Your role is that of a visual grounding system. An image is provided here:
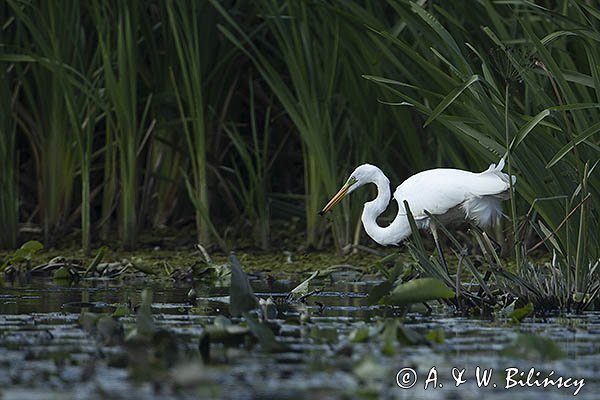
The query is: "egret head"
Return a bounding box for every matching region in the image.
[318,164,380,215]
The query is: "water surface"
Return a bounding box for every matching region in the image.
[1,277,598,399]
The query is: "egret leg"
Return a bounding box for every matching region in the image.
[431,223,449,275]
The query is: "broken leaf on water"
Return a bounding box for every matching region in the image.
[228,255,258,317]
[112,304,131,318]
[288,270,320,301]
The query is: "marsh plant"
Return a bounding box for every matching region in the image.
[0,1,598,305]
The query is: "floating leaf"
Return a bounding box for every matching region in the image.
[509,303,534,324]
[425,327,445,344]
[9,240,44,264]
[397,324,429,346]
[353,356,388,383]
[112,305,131,318]
[131,262,155,275]
[502,333,565,361]
[309,326,339,342]
[367,280,393,305]
[243,312,286,353]
[383,278,454,305]
[201,318,250,353]
[53,266,71,280]
[228,255,258,316]
[21,240,44,252]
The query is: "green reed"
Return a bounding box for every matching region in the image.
[166,0,212,246]
[6,0,81,245]
[94,1,154,250]
[0,0,597,265]
[214,0,377,248]
[363,1,599,285]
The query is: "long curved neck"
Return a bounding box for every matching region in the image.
[361,170,411,246]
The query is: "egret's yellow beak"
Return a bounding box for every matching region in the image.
[319,182,351,215]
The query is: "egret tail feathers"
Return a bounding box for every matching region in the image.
[484,158,516,185]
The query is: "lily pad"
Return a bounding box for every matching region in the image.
[383,278,454,306]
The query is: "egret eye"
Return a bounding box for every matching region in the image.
[347,176,358,186]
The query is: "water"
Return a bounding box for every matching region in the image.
[1,276,599,399]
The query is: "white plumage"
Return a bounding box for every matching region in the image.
[320,159,515,247]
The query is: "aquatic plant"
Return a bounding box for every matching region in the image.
[362,1,599,304]
[94,1,156,250]
[166,0,231,247]
[0,0,597,290]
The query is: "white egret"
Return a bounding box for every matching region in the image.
[319,159,516,271]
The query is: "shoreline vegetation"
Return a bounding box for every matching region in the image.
[1,1,598,310]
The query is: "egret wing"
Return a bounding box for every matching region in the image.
[393,165,511,220]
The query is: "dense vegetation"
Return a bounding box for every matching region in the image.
[1,0,598,277]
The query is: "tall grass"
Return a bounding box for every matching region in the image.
[166,0,237,248]
[363,1,599,285]
[6,0,81,245]
[94,1,154,250]
[0,0,597,272]
[136,7,181,232]
[213,0,421,249]
[213,0,346,247]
